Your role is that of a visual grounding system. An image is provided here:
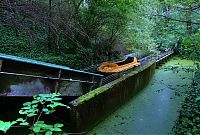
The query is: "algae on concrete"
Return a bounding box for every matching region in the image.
[77,87,108,104]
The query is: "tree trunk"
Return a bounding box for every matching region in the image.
[160,0,171,26]
[186,7,192,35]
[48,0,52,50]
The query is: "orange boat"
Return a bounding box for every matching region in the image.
[97,57,140,74]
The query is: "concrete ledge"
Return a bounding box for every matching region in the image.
[69,62,156,133]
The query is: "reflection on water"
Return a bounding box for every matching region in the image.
[7,79,51,96]
[0,75,53,96]
[0,74,89,96]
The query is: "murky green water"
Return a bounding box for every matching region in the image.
[87,57,197,135]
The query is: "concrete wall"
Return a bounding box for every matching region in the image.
[69,62,156,133]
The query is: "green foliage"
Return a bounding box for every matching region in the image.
[0,121,17,133]
[196,97,200,101]
[173,62,200,134]
[122,0,158,51]
[0,0,200,134]
[150,0,200,52]
[173,81,200,134]
[0,93,70,134]
[178,31,200,60]
[31,121,63,135]
[172,0,200,7]
[0,0,200,67]
[0,25,30,55]
[77,0,133,58]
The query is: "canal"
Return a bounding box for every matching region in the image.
[87,57,196,134]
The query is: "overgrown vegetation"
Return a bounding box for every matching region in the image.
[0,0,133,69]
[0,0,199,68]
[178,31,200,60]
[0,93,70,135]
[0,0,199,134]
[173,66,200,134]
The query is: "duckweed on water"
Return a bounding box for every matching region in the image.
[87,57,198,134]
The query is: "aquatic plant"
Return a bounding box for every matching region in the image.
[173,65,200,134]
[0,93,70,135]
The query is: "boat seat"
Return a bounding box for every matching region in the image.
[101,62,118,67]
[117,57,135,66]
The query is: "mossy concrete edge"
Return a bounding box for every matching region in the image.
[69,62,156,133]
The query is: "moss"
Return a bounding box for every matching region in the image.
[78,87,108,104]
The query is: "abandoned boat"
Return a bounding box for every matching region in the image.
[0,53,103,97]
[97,57,140,74]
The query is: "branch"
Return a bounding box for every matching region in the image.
[174,4,200,15]
[191,10,200,15]
[77,0,84,9]
[145,14,200,25]
[186,4,200,11]
[172,4,200,11]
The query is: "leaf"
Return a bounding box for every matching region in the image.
[47,104,56,108]
[52,127,62,132]
[11,121,17,125]
[42,108,49,113]
[195,97,200,101]
[0,120,16,133]
[45,131,53,135]
[16,118,25,122]
[23,102,32,106]
[48,109,56,114]
[35,121,44,124]
[32,100,39,104]
[32,104,38,108]
[56,103,66,107]
[21,106,31,110]
[33,127,40,133]
[19,121,29,126]
[19,110,27,114]
[54,123,63,128]
[52,97,62,101]
[34,121,52,129]
[66,106,71,109]
[47,102,66,108]
[27,113,37,117]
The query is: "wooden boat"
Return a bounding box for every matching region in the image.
[97,57,140,74]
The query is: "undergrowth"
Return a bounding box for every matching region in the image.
[173,69,200,134]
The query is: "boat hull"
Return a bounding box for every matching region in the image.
[97,57,140,74]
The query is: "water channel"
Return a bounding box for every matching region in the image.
[0,57,197,134]
[88,57,196,134]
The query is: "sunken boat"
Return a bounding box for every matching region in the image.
[0,53,103,97]
[97,57,140,74]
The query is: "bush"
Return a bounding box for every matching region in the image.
[178,32,200,60]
